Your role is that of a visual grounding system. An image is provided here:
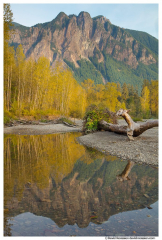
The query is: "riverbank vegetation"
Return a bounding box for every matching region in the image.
[4,4,158,125]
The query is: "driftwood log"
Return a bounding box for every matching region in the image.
[98,109,158,141]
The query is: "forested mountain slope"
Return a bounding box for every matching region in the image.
[10,11,158,90]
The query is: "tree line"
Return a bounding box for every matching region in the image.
[81,78,158,119]
[4,4,158,123]
[4,44,87,120]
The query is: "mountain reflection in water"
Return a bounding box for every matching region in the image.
[4,132,158,236]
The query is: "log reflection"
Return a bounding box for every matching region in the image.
[116,160,135,181]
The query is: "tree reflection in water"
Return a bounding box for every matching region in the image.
[4,133,158,236]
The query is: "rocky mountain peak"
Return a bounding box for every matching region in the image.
[78,11,91,19]
[10,11,158,88]
[55,11,68,22]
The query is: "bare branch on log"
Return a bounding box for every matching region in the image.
[98,109,158,140]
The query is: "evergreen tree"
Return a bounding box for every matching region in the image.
[4,4,15,112]
[3,4,13,42]
[122,83,129,101]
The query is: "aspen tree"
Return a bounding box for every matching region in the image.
[69,81,87,119]
[15,44,26,114]
[94,84,105,104]
[81,79,96,105]
[140,86,150,116]
[32,56,51,111]
[150,80,158,117]
[103,82,121,112]
[4,45,15,111]
[25,58,36,111]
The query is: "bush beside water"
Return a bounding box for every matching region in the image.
[83,104,117,133]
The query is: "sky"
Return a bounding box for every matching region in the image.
[10,1,159,39]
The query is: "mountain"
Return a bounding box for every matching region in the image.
[10,11,158,90]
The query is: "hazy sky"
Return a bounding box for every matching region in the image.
[10,2,159,39]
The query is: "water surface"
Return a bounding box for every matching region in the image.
[4,132,158,236]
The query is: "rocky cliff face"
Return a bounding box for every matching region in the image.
[10,12,158,87]
[11,12,156,69]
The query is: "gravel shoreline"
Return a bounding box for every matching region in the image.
[4,120,158,166]
[4,123,82,135]
[77,128,158,167]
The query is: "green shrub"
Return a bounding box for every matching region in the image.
[4,110,15,125]
[4,115,11,124]
[83,104,117,133]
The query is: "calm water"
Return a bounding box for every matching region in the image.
[4,132,158,236]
